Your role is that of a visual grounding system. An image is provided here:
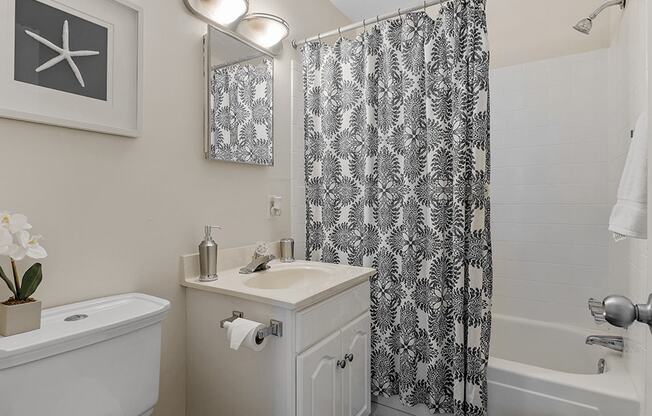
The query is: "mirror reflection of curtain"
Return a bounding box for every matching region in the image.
[209,58,272,165]
[301,0,491,414]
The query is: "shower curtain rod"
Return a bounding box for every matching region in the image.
[291,0,452,48]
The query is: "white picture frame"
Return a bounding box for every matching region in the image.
[0,0,143,137]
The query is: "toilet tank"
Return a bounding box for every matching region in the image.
[0,293,170,416]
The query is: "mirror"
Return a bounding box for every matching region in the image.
[205,25,274,166]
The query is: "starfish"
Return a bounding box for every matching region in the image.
[25,20,99,88]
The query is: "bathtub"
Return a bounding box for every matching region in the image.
[488,314,639,416]
[372,314,639,416]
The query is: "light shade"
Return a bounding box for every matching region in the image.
[197,0,248,26]
[236,13,290,49]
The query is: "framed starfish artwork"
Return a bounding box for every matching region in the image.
[0,0,142,137]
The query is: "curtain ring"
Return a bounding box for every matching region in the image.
[338,27,342,37]
[317,33,322,44]
[376,15,380,24]
[397,8,402,22]
[362,18,367,33]
[423,1,427,12]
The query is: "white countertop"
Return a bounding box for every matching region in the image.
[181,260,375,310]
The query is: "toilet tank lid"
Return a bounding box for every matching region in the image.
[0,293,170,370]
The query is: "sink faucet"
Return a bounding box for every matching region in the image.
[240,254,276,274]
[585,335,624,352]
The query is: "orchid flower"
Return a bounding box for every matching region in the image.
[11,231,47,261]
[0,211,46,303]
[0,227,14,256]
[0,211,32,234]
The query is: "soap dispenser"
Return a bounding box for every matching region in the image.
[199,225,221,282]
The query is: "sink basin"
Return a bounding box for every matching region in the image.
[182,257,375,310]
[244,265,334,289]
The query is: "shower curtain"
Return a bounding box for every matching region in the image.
[301,0,492,415]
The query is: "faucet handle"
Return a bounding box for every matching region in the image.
[588,298,606,324]
[254,241,271,258]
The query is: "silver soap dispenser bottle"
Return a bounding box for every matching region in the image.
[199,225,221,282]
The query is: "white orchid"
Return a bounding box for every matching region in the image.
[0,211,47,260]
[0,211,46,303]
[0,211,32,234]
[11,231,47,261]
[0,227,14,256]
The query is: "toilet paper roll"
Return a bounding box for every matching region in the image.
[224,318,268,351]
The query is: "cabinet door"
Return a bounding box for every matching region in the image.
[297,330,343,416]
[341,312,371,416]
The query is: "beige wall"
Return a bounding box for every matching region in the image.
[487,0,614,68]
[0,0,349,415]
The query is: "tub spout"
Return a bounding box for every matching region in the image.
[585,335,624,352]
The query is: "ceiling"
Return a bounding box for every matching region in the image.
[327,0,616,68]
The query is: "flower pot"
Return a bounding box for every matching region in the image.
[0,300,42,336]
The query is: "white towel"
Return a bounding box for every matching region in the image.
[609,112,648,240]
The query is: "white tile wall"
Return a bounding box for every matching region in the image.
[490,49,613,330]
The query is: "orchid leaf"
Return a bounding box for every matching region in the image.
[18,263,42,301]
[0,265,17,298]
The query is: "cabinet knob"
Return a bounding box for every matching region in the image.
[337,359,347,369]
[345,353,354,362]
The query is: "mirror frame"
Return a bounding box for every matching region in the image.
[203,25,275,166]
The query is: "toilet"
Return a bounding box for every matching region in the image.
[0,293,170,416]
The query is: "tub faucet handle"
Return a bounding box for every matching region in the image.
[588,298,606,324]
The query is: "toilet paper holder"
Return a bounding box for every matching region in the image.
[219,311,283,339]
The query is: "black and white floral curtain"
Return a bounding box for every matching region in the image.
[301,0,492,414]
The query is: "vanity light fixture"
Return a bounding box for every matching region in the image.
[236,13,290,48]
[185,0,249,27]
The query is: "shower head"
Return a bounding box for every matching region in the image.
[573,0,626,35]
[573,18,593,35]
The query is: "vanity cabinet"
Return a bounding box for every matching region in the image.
[183,259,373,416]
[297,312,371,416]
[297,331,342,416]
[342,313,371,416]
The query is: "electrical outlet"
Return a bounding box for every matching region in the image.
[269,195,282,218]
